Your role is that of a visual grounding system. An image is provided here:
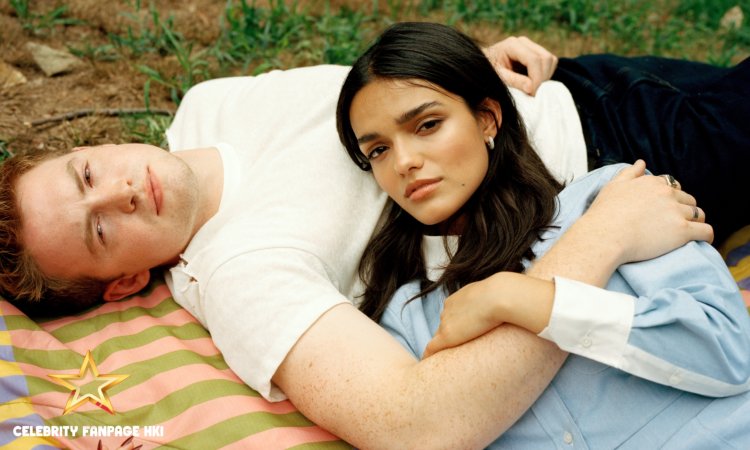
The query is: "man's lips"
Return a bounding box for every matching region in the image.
[147,168,162,215]
[404,178,441,200]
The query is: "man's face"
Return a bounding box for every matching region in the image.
[17,143,201,284]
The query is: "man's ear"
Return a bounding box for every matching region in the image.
[479,98,503,137]
[103,270,151,302]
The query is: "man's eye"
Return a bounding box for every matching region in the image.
[96,220,104,242]
[84,164,92,186]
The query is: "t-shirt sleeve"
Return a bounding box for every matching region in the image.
[197,248,350,401]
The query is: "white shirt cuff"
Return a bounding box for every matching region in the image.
[539,276,635,368]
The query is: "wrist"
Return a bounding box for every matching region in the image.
[492,272,554,335]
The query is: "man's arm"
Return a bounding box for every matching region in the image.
[276,235,614,450]
[274,162,712,450]
[483,36,558,96]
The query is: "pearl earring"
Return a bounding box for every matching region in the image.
[486,136,495,150]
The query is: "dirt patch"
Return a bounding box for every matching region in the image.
[0,0,228,154]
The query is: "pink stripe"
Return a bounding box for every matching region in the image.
[42,285,173,331]
[96,363,249,411]
[0,300,24,316]
[221,425,342,450]
[101,335,222,368]
[10,311,219,367]
[6,328,67,351]
[63,309,203,351]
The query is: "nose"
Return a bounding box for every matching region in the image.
[89,178,136,213]
[393,142,423,176]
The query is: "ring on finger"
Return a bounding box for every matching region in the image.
[692,206,700,221]
[664,174,678,189]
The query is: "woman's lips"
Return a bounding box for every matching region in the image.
[405,178,441,200]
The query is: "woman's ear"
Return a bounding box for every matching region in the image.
[102,270,151,302]
[479,98,502,137]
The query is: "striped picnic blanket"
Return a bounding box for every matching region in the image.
[4,225,750,449]
[0,280,351,449]
[720,224,750,314]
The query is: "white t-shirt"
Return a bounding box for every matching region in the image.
[164,65,586,401]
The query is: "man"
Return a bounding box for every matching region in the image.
[1,38,714,449]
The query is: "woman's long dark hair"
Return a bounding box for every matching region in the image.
[336,22,563,322]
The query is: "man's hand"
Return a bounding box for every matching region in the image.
[483,36,558,96]
[579,160,713,266]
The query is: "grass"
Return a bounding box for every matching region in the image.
[7,0,750,149]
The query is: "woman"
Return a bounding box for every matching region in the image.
[336,22,750,448]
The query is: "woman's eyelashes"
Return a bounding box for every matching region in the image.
[366,146,388,160]
[418,118,442,134]
[364,118,444,160]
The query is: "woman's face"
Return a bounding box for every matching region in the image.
[349,78,499,226]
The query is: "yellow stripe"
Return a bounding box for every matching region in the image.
[0,361,23,377]
[0,399,37,421]
[0,330,11,346]
[728,254,750,283]
[0,435,62,449]
[720,224,750,258]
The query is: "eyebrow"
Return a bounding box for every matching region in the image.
[66,158,96,255]
[356,101,442,145]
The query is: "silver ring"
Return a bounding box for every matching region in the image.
[664,174,678,189]
[692,206,699,220]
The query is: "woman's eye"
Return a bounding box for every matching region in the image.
[367,146,388,160]
[418,119,441,133]
[84,164,92,186]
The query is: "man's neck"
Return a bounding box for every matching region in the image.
[176,147,224,237]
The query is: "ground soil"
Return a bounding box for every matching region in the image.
[0,0,230,155]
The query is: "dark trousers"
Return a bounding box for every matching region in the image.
[553,55,750,246]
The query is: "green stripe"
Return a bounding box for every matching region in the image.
[43,379,262,427]
[14,347,87,371]
[289,441,354,450]
[49,298,184,343]
[92,322,211,361]
[3,313,42,331]
[158,410,332,449]
[31,279,167,326]
[11,322,211,373]
[27,349,241,398]
[113,350,234,391]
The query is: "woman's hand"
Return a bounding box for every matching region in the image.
[483,36,558,96]
[424,273,555,358]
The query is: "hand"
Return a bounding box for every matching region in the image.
[423,273,554,358]
[483,36,558,96]
[423,276,502,359]
[576,160,713,266]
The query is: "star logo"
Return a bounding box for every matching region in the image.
[49,350,129,415]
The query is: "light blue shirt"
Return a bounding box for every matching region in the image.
[381,164,750,449]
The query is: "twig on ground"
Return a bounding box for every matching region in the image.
[31,108,173,127]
